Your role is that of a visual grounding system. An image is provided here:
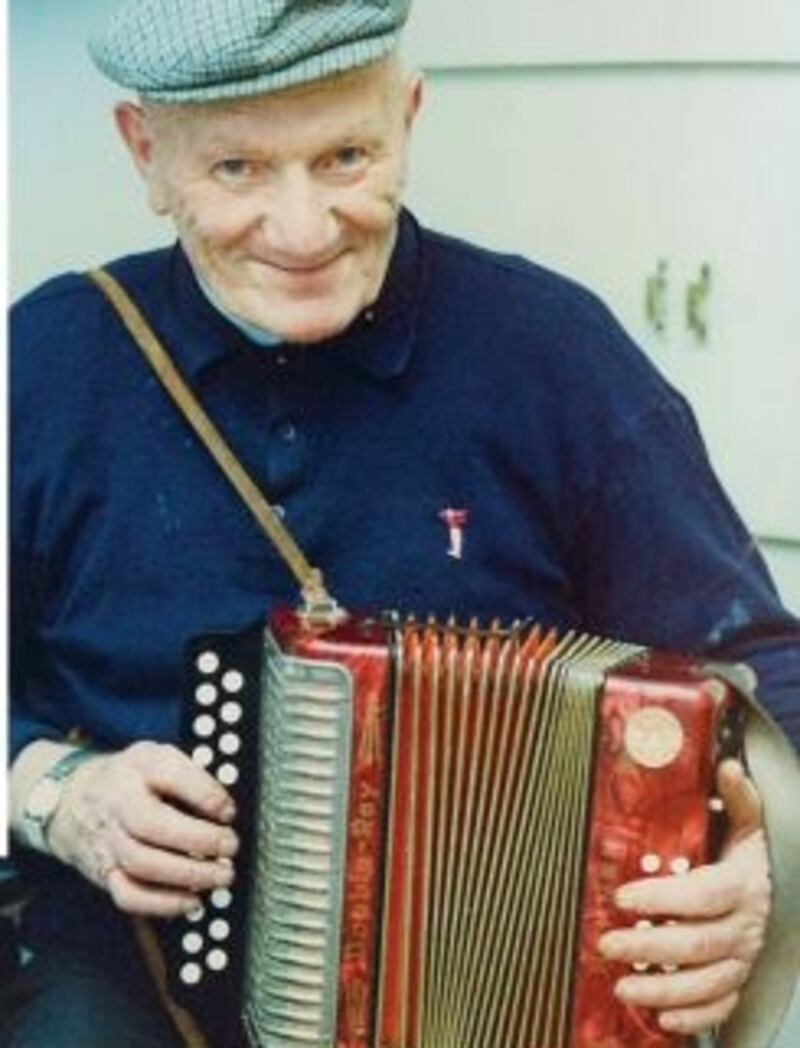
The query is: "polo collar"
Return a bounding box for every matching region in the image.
[168,208,423,382]
[169,248,257,378]
[328,209,422,380]
[196,275,284,347]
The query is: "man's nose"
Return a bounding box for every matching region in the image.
[263,167,337,260]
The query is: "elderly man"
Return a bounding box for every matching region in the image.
[7,0,799,1046]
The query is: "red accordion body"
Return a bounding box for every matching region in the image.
[169,610,738,1048]
[270,611,733,1048]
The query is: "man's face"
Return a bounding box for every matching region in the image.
[119,60,421,344]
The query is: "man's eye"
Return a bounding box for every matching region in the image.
[321,146,368,175]
[214,159,257,181]
[336,146,365,166]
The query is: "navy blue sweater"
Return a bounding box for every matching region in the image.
[11,210,800,757]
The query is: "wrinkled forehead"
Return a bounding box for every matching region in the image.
[146,57,406,154]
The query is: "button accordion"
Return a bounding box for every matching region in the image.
[161,609,743,1048]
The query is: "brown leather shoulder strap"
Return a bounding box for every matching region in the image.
[87,267,339,621]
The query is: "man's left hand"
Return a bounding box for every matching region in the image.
[598,759,770,1035]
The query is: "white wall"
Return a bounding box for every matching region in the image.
[403,0,800,66]
[9,0,170,295]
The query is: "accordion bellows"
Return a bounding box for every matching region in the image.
[164,610,739,1048]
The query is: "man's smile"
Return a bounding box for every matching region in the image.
[265,249,348,275]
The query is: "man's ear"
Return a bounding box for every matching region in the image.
[404,71,424,130]
[113,102,170,215]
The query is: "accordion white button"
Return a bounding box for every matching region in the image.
[635,919,654,930]
[708,796,725,813]
[193,714,216,738]
[185,905,206,923]
[191,745,214,768]
[209,918,231,941]
[222,670,245,693]
[182,932,204,955]
[217,763,239,787]
[206,948,229,972]
[211,888,233,909]
[220,702,243,725]
[219,732,241,756]
[640,853,662,874]
[180,962,203,986]
[632,961,650,973]
[196,651,220,675]
[670,857,691,875]
[195,683,218,706]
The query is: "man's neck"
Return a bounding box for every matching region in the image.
[196,275,283,348]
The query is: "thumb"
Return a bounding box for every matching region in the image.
[717,758,763,845]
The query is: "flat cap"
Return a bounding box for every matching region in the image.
[89,0,412,103]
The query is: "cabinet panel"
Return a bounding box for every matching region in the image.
[405,1,800,67]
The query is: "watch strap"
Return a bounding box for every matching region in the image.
[23,747,99,853]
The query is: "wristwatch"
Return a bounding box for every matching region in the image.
[22,747,98,853]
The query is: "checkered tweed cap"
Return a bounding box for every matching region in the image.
[89,0,412,103]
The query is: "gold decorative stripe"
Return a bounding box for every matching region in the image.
[438,628,509,1041]
[417,622,441,1045]
[376,625,410,1045]
[434,622,478,1045]
[426,623,459,1043]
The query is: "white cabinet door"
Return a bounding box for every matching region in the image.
[404,1,800,67]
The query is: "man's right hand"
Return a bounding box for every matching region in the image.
[47,741,239,917]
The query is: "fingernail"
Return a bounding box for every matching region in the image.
[215,862,235,887]
[615,889,635,910]
[599,934,621,959]
[221,801,236,823]
[614,980,632,1001]
[219,833,239,858]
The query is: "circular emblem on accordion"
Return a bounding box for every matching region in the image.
[623,707,684,768]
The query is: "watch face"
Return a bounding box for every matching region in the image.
[26,777,63,820]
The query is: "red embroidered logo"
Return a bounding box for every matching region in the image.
[439,507,469,560]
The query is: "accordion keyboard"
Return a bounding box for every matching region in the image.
[179,636,256,991]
